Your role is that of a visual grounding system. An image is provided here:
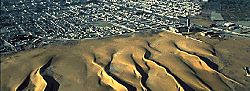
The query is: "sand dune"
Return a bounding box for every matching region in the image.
[29,68,47,91]
[1,31,248,91]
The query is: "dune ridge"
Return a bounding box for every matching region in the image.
[1,31,246,91]
[14,67,47,91]
[93,60,128,91]
[30,68,47,91]
[142,55,185,91]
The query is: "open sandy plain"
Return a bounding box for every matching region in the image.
[1,31,250,91]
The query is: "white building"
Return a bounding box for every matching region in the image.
[202,0,209,2]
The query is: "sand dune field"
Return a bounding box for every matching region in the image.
[1,31,249,91]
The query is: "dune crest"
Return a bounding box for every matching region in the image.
[93,61,128,91]
[1,31,246,91]
[143,57,185,91]
[13,67,47,91]
[30,68,47,91]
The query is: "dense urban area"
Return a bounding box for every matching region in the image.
[0,0,250,54]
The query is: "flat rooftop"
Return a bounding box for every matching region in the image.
[210,11,224,21]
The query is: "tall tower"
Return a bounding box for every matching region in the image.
[187,17,190,32]
[186,10,191,33]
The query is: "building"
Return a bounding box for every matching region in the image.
[210,11,224,21]
[202,0,209,2]
[210,11,224,25]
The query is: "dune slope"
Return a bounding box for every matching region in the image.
[1,31,247,91]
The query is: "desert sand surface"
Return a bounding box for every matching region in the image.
[1,31,249,91]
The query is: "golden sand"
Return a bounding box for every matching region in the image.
[1,31,247,91]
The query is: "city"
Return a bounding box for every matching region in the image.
[0,0,201,54]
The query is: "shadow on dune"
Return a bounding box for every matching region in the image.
[172,42,219,71]
[40,57,60,91]
[40,57,53,73]
[130,54,151,91]
[144,49,194,91]
[43,75,60,91]
[104,58,136,91]
[16,73,31,91]
[196,55,219,71]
